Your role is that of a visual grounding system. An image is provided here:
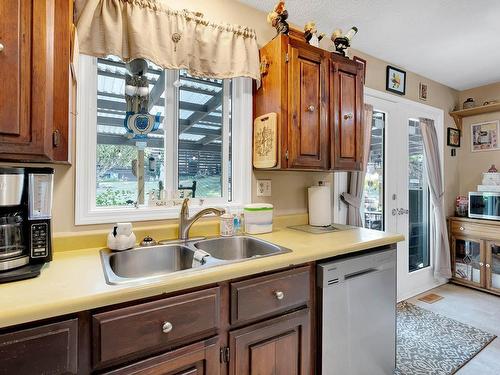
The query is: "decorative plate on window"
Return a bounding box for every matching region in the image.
[253,112,278,168]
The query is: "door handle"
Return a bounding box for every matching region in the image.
[392,208,409,216]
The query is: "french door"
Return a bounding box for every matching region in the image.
[364,90,445,300]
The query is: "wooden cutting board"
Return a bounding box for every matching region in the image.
[253,112,278,168]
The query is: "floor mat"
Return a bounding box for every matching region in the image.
[418,293,444,304]
[396,302,496,375]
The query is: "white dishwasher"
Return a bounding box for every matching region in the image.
[317,247,397,375]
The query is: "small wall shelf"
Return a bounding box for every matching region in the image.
[450,102,500,130]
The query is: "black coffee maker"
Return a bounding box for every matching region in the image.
[0,167,54,282]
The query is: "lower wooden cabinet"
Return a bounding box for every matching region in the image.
[449,217,500,296]
[104,337,220,375]
[0,319,78,375]
[228,308,311,375]
[0,265,314,374]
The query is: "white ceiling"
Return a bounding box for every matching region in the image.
[239,0,500,90]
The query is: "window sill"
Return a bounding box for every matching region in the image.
[75,201,246,225]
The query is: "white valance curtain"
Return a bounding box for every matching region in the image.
[419,117,452,280]
[75,0,261,84]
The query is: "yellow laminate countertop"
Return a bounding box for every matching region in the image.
[0,227,404,329]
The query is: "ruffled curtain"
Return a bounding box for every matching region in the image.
[75,0,261,84]
[341,104,373,226]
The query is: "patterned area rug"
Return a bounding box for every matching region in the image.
[396,302,496,375]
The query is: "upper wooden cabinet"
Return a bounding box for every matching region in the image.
[287,41,329,169]
[254,34,365,171]
[330,56,364,171]
[0,0,73,163]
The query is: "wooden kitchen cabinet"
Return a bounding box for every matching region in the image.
[448,217,500,296]
[228,308,311,375]
[0,265,315,374]
[287,41,329,169]
[254,32,364,171]
[0,0,73,162]
[0,318,78,375]
[330,56,364,171]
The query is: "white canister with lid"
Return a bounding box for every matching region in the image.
[244,204,273,234]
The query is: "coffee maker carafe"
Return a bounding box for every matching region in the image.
[0,167,54,282]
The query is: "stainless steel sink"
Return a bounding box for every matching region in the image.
[193,236,291,260]
[101,236,291,285]
[101,244,204,284]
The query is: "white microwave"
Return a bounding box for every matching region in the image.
[469,192,500,220]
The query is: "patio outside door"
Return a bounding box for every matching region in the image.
[364,90,445,300]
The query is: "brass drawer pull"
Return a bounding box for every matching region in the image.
[344,113,353,120]
[307,105,315,112]
[0,43,4,52]
[274,290,284,300]
[162,321,173,333]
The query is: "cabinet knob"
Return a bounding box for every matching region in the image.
[307,105,315,112]
[162,321,173,333]
[0,43,4,52]
[459,226,464,231]
[486,263,491,268]
[274,290,284,300]
[344,113,353,120]
[479,262,484,267]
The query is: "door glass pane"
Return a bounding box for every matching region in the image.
[96,57,166,207]
[363,111,385,230]
[490,243,500,289]
[454,239,482,284]
[177,71,231,198]
[408,119,430,272]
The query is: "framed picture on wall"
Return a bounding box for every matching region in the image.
[353,56,366,82]
[419,82,428,101]
[471,120,499,152]
[386,66,406,95]
[447,127,461,147]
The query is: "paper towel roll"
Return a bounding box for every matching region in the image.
[308,185,332,226]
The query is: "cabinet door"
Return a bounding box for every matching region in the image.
[287,43,329,169]
[104,337,220,375]
[0,319,78,375]
[330,59,364,171]
[0,0,31,142]
[451,235,485,288]
[486,241,500,294]
[229,308,311,375]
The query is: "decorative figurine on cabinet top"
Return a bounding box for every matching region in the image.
[331,26,358,56]
[304,21,319,46]
[267,1,289,35]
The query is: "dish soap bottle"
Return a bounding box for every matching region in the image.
[220,208,234,237]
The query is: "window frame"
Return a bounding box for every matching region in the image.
[75,55,252,225]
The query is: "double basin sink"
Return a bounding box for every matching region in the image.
[101,236,292,285]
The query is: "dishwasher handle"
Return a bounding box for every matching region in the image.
[344,267,378,280]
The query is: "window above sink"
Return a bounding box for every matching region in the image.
[75,55,252,225]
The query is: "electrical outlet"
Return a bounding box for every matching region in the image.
[256,179,272,197]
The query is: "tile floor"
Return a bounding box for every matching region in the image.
[408,283,500,375]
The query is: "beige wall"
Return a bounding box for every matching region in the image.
[456,83,500,196]
[21,0,461,234]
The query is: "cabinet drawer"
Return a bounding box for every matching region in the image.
[102,337,220,375]
[92,287,220,368]
[450,221,499,239]
[0,318,78,375]
[230,266,310,324]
